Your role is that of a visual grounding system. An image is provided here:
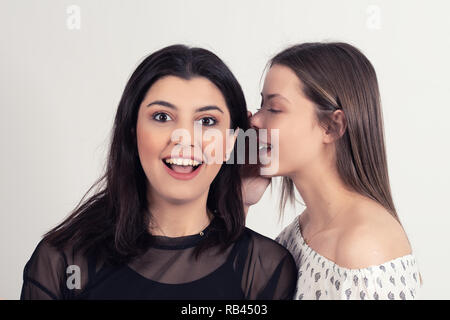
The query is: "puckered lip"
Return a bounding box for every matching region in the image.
[258,140,272,148]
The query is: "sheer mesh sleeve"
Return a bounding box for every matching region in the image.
[233,229,298,300]
[20,240,68,300]
[21,239,96,300]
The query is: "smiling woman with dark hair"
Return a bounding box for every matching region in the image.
[20,44,297,300]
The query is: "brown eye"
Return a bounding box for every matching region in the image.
[196,117,217,126]
[153,112,172,122]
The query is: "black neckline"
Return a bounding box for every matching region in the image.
[146,217,217,250]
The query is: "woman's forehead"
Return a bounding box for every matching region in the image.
[143,76,229,111]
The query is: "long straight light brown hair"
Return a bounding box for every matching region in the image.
[270,42,399,223]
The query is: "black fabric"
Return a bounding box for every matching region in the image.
[20,218,297,300]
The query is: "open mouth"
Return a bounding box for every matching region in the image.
[259,142,272,152]
[162,158,203,174]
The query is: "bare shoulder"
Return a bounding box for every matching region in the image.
[334,200,412,269]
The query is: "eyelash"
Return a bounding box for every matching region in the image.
[152,112,218,126]
[197,117,217,126]
[152,113,171,122]
[256,107,281,113]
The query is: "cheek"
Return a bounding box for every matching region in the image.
[199,129,229,180]
[201,125,231,163]
[276,117,323,170]
[136,123,165,174]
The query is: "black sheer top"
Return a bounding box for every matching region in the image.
[20,218,297,300]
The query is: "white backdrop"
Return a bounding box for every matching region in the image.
[1,0,449,299]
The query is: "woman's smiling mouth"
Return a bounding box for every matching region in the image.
[162,157,204,180]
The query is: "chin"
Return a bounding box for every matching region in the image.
[258,164,282,177]
[163,184,204,198]
[259,171,277,179]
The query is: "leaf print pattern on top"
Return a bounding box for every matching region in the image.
[275,216,422,300]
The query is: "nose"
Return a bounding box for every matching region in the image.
[249,109,262,129]
[170,121,203,157]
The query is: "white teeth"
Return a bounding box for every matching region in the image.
[164,158,201,166]
[259,142,271,150]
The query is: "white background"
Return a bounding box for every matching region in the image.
[1,0,449,299]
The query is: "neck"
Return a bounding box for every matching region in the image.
[291,161,362,231]
[147,190,212,237]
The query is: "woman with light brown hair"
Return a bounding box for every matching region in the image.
[244,42,422,300]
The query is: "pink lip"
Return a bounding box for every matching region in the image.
[258,139,271,146]
[162,161,203,180]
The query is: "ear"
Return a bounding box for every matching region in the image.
[224,127,240,161]
[323,110,347,143]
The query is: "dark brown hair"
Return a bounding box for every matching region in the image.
[42,44,250,265]
[270,42,399,223]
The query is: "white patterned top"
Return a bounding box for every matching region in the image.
[275,216,422,300]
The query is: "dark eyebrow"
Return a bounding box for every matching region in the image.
[260,93,290,103]
[146,100,223,113]
[195,106,224,113]
[147,100,176,109]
